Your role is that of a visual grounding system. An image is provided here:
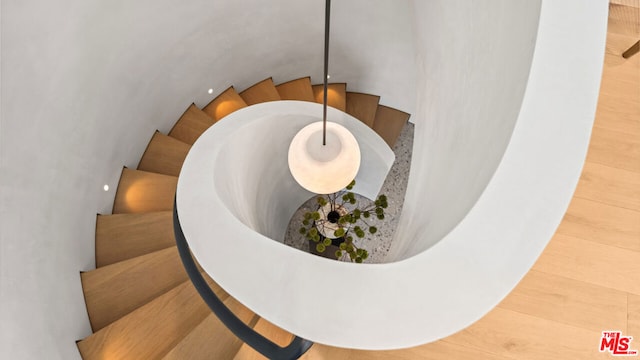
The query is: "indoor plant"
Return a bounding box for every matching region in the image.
[299,180,388,263]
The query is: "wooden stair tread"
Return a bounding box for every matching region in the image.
[82,247,188,331]
[78,277,227,360]
[113,168,177,214]
[312,83,347,112]
[163,297,259,360]
[96,211,175,267]
[233,318,294,360]
[275,77,315,102]
[371,105,410,148]
[203,86,248,122]
[168,104,215,145]
[346,92,380,127]
[239,78,281,105]
[137,131,191,177]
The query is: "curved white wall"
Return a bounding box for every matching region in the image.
[211,102,393,243]
[390,0,543,259]
[171,0,607,350]
[0,1,415,359]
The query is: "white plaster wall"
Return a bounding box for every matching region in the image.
[0,0,415,358]
[389,0,542,259]
[169,0,605,349]
[330,0,416,114]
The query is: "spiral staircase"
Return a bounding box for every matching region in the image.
[76,76,410,359]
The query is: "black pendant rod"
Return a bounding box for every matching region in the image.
[322,0,331,146]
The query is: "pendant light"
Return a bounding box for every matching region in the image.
[288,0,361,194]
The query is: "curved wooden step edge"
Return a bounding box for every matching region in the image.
[239,77,282,105]
[162,297,259,360]
[96,211,175,267]
[78,276,228,360]
[113,168,177,214]
[312,83,347,112]
[168,103,215,145]
[371,104,411,148]
[137,131,191,177]
[346,91,380,128]
[233,318,295,360]
[276,77,315,102]
[81,246,188,331]
[203,86,248,122]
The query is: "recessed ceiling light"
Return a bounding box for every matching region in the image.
[208,88,214,94]
[103,184,109,191]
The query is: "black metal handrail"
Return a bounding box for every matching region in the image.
[173,198,313,360]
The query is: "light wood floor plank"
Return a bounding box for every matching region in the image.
[312,83,347,112]
[574,162,640,211]
[556,197,640,252]
[533,234,640,295]
[112,169,177,214]
[239,78,281,105]
[303,341,509,360]
[629,294,640,338]
[497,270,627,332]
[276,77,315,102]
[203,86,248,122]
[608,3,640,37]
[233,318,294,360]
[593,92,640,136]
[163,297,257,360]
[444,307,610,360]
[586,127,640,173]
[168,103,215,145]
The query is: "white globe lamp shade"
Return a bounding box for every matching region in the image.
[288,121,361,194]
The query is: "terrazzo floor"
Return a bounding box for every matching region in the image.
[283,123,414,263]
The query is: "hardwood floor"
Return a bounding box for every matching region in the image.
[302,4,640,359]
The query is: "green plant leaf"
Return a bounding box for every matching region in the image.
[355,257,363,263]
[369,226,377,234]
[323,238,331,246]
[316,243,326,253]
[363,211,370,218]
[339,243,347,250]
[335,250,342,258]
[299,227,307,235]
[334,228,345,237]
[312,212,321,220]
[346,180,355,190]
